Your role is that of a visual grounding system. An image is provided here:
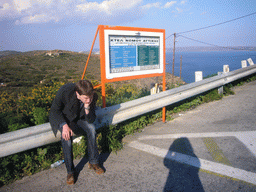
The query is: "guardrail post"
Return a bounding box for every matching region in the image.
[223,65,229,73]
[247,58,254,66]
[241,60,247,68]
[195,71,203,82]
[150,83,160,95]
[218,72,224,95]
[218,65,229,95]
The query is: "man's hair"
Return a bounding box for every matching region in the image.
[75,80,94,96]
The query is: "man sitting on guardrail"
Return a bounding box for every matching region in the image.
[49,80,104,185]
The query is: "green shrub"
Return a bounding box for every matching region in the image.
[36,148,51,170]
[0,112,31,133]
[72,137,87,159]
[8,123,29,132]
[31,107,48,125]
[0,113,9,134]
[201,89,222,103]
[22,153,36,176]
[223,86,235,96]
[97,125,123,153]
[0,142,63,186]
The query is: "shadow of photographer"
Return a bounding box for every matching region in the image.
[163,137,204,192]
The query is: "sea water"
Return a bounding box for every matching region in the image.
[166,51,256,84]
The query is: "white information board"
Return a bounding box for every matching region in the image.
[104,30,164,79]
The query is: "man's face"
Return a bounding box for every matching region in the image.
[76,92,92,105]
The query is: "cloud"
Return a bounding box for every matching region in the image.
[175,7,183,13]
[143,1,177,9]
[170,0,186,16]
[75,0,144,24]
[0,0,145,24]
[0,0,57,22]
[142,2,161,9]
[0,0,180,25]
[1,3,10,10]
[163,1,177,9]
[13,0,32,12]
[15,14,59,24]
[76,0,142,14]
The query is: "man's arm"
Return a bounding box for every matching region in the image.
[85,92,98,123]
[50,86,69,131]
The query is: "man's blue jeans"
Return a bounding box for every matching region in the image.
[61,120,99,174]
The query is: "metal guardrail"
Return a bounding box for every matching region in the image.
[1,65,256,158]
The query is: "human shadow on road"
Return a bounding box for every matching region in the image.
[163,137,204,192]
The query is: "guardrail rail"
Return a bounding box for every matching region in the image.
[1,64,256,157]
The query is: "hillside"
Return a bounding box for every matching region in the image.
[0,50,22,57]
[0,50,100,90]
[0,50,184,94]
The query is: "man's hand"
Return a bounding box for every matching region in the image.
[84,103,90,109]
[75,92,92,115]
[84,103,90,115]
[62,124,73,140]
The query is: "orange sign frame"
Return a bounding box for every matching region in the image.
[82,25,166,122]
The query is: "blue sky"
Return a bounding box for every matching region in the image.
[0,0,255,52]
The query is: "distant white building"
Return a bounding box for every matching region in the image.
[46,52,60,57]
[46,52,52,56]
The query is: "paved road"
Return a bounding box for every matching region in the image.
[1,81,256,192]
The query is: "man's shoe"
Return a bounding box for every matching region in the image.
[67,173,75,185]
[88,163,104,175]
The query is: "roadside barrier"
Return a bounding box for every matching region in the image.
[0,64,256,158]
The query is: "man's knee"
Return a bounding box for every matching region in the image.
[77,120,96,135]
[87,123,96,131]
[86,124,97,137]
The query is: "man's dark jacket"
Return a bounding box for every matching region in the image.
[49,83,97,137]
